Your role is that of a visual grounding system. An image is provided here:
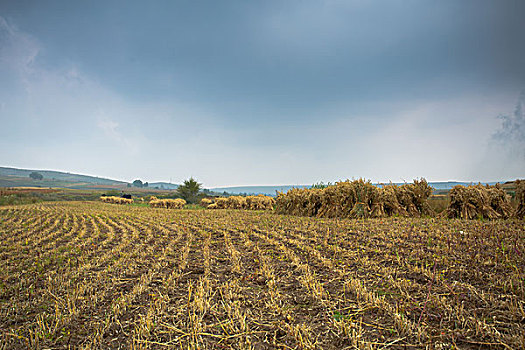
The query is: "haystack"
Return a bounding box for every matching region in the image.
[370,185,407,218]
[487,184,513,218]
[227,196,247,209]
[395,179,434,217]
[170,198,186,209]
[276,188,323,216]
[149,198,186,209]
[316,180,376,218]
[348,179,378,218]
[275,178,433,219]
[206,195,274,210]
[100,196,133,205]
[245,195,275,210]
[214,197,229,209]
[514,180,525,219]
[446,184,511,220]
[200,198,213,208]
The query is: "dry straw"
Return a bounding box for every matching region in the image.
[148,196,186,209]
[200,198,213,208]
[516,180,525,219]
[206,195,275,210]
[245,195,275,210]
[275,179,434,219]
[100,196,134,205]
[445,183,513,220]
[226,196,247,209]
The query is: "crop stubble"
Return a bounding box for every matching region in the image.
[0,202,524,349]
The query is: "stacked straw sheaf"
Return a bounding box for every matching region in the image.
[275,179,434,219]
[200,198,213,208]
[206,195,275,210]
[446,184,513,220]
[246,195,275,210]
[516,180,525,219]
[148,196,186,209]
[100,196,133,205]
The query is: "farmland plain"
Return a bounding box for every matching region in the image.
[0,202,523,349]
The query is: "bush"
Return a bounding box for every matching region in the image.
[177,178,202,204]
[29,172,43,180]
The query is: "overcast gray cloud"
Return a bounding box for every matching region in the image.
[1,1,524,186]
[493,93,525,158]
[477,93,525,180]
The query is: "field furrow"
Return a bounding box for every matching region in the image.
[1,204,523,349]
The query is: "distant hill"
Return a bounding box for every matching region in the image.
[0,166,128,190]
[0,167,126,185]
[0,166,183,192]
[148,182,178,190]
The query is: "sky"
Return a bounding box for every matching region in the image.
[0,0,524,187]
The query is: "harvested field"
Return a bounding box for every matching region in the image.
[0,187,59,196]
[0,202,524,349]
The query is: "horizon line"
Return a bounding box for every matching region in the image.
[1,165,516,189]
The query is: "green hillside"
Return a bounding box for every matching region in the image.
[0,167,126,185]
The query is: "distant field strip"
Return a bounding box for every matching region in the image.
[0,202,523,349]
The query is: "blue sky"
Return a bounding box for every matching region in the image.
[1,1,524,187]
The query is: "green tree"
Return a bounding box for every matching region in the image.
[177,177,202,204]
[132,179,144,188]
[29,172,43,180]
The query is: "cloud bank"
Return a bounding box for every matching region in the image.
[479,93,525,180]
[0,1,524,186]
